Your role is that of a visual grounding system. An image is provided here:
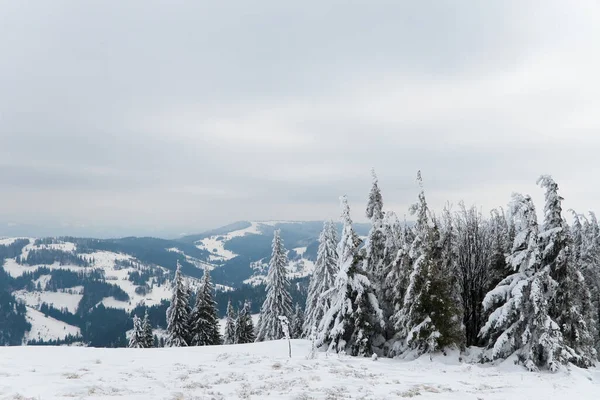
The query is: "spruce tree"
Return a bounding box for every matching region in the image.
[142,310,154,348]
[256,230,293,341]
[363,169,387,321]
[537,176,595,367]
[129,315,144,348]
[165,263,190,347]
[188,268,221,346]
[317,196,384,356]
[291,303,305,339]
[235,300,256,344]
[303,220,338,336]
[393,172,462,355]
[579,212,600,353]
[224,299,237,345]
[481,193,566,371]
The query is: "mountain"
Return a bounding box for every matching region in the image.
[0,220,370,347]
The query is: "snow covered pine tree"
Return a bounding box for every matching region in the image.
[235,300,256,344]
[537,175,595,367]
[165,263,191,347]
[188,268,221,346]
[317,195,384,356]
[481,193,564,371]
[291,303,305,339]
[303,220,338,337]
[142,310,154,348]
[224,299,236,345]
[256,229,293,341]
[129,315,144,348]
[392,171,462,356]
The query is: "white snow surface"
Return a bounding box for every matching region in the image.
[1,341,599,399]
[2,259,89,278]
[14,290,83,313]
[196,222,262,262]
[23,307,80,343]
[293,246,307,256]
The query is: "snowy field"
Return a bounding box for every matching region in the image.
[1,341,599,400]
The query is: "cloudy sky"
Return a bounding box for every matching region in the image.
[1,1,599,238]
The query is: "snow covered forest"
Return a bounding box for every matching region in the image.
[156,170,600,373]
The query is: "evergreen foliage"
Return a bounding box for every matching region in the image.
[303,220,338,336]
[256,230,293,341]
[188,269,221,346]
[165,263,190,347]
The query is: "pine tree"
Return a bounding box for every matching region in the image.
[317,196,384,356]
[224,299,236,345]
[303,220,338,336]
[291,303,305,339]
[188,268,221,346]
[537,176,595,367]
[256,230,293,341]
[129,315,144,348]
[363,169,387,319]
[579,212,600,353]
[393,172,462,355]
[142,310,154,348]
[481,193,566,371]
[235,300,256,344]
[165,263,190,347]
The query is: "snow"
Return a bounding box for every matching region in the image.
[2,259,89,278]
[14,290,83,313]
[1,341,598,399]
[23,307,80,343]
[34,274,52,289]
[0,237,28,246]
[215,284,234,292]
[196,222,262,262]
[293,246,307,256]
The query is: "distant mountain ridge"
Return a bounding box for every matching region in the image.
[0,220,371,347]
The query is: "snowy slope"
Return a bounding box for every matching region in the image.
[23,307,80,343]
[14,290,83,313]
[0,340,598,400]
[196,221,262,262]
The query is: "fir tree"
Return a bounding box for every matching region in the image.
[317,196,384,356]
[142,310,154,348]
[291,303,305,339]
[224,299,236,345]
[393,172,462,355]
[129,315,144,348]
[165,263,190,347]
[579,212,600,353]
[188,268,221,346]
[235,300,256,344]
[481,193,566,371]
[256,230,293,341]
[537,176,595,367]
[303,220,338,336]
[363,169,387,320]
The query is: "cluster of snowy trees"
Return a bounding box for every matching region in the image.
[223,299,256,344]
[296,170,599,371]
[128,310,154,348]
[160,264,221,347]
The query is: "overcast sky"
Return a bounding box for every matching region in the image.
[1,1,600,238]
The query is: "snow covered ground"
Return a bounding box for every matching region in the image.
[1,341,598,400]
[14,290,83,313]
[196,222,262,262]
[23,307,80,343]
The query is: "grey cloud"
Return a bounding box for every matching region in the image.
[0,0,599,237]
